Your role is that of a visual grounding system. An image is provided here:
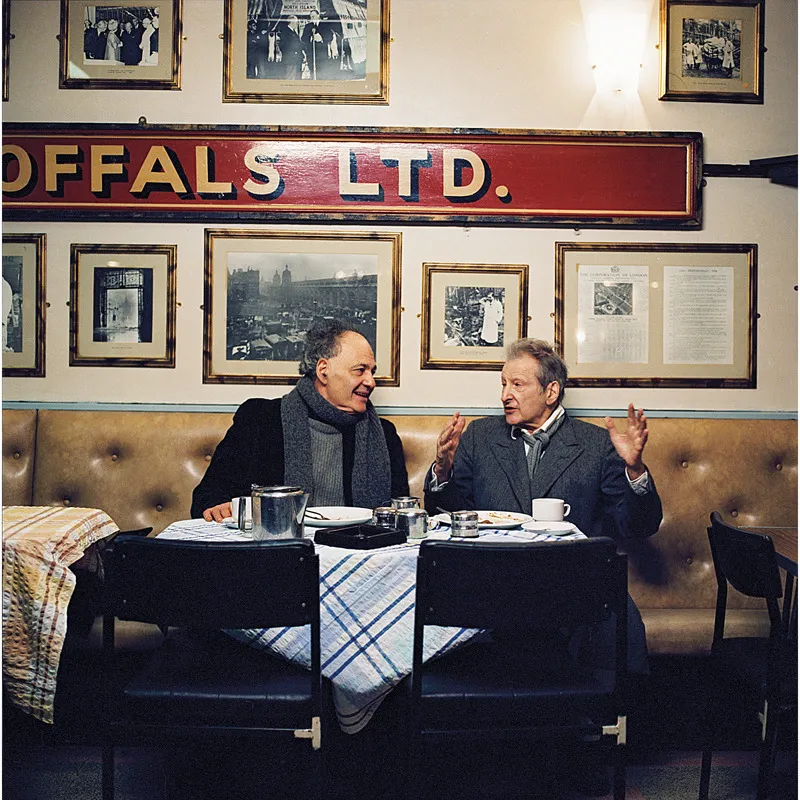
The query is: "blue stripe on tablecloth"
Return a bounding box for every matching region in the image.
[324,584,415,680]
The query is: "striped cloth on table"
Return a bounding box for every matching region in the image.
[2,505,119,724]
[160,518,584,733]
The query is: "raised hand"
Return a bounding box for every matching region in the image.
[604,403,648,480]
[433,412,466,482]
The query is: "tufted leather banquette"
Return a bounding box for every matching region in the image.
[2,407,797,656]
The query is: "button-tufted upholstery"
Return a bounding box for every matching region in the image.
[2,408,796,656]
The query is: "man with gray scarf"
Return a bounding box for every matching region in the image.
[192,320,408,521]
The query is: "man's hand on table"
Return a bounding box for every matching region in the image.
[203,502,233,523]
[433,411,466,483]
[604,403,648,481]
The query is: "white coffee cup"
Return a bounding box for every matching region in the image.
[532,498,571,522]
[230,496,252,530]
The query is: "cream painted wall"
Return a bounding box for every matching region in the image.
[3,0,797,412]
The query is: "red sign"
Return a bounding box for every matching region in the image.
[2,124,702,227]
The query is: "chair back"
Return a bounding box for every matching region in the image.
[708,512,783,600]
[415,537,626,633]
[103,535,319,631]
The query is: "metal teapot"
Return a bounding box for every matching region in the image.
[244,485,310,540]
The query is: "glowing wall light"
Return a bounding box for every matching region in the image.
[581,0,652,94]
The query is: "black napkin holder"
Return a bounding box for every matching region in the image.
[312,524,407,549]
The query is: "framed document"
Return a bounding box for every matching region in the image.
[59,0,182,90]
[421,262,529,371]
[659,0,764,103]
[69,243,177,367]
[204,229,401,384]
[2,233,46,377]
[555,242,757,388]
[223,0,389,104]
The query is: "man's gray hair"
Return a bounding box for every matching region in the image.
[506,338,568,404]
[298,319,364,378]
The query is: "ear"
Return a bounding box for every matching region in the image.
[544,380,560,405]
[315,358,329,385]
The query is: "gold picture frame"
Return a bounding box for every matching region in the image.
[2,233,46,378]
[204,229,401,384]
[223,0,389,104]
[3,0,11,101]
[421,263,529,371]
[659,0,764,103]
[59,0,182,90]
[555,242,757,388]
[69,243,177,367]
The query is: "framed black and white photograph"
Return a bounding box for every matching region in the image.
[69,244,177,367]
[421,263,529,371]
[223,0,389,104]
[555,242,757,388]
[59,0,182,89]
[2,234,46,378]
[204,229,401,384]
[659,0,764,103]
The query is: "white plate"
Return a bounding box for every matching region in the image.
[431,510,533,530]
[303,506,373,527]
[520,520,576,535]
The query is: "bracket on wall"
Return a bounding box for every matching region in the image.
[703,155,797,187]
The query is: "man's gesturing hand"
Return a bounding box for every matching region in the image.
[604,403,648,481]
[433,412,466,483]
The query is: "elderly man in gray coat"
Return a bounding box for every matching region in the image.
[424,337,663,672]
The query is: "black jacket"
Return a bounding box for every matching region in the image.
[191,398,409,518]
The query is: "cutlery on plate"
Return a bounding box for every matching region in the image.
[304,509,330,520]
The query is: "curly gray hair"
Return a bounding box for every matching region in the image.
[505,338,568,405]
[298,319,365,378]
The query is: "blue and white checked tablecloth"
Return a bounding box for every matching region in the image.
[158,519,585,733]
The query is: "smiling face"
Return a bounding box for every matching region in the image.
[314,331,376,414]
[500,355,560,430]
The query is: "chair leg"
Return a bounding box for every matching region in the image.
[756,700,780,800]
[699,747,713,800]
[101,742,114,800]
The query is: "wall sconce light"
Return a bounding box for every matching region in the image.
[582,0,652,94]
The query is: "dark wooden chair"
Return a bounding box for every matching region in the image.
[101,534,322,800]
[407,537,629,800]
[699,511,796,800]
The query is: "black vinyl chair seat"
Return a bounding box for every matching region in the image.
[101,535,323,800]
[120,630,316,728]
[417,641,616,730]
[408,537,629,800]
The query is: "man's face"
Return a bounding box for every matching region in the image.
[500,356,560,430]
[315,331,376,414]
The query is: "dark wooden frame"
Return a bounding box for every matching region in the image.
[420,262,529,371]
[223,0,390,104]
[203,228,401,385]
[659,0,765,103]
[2,233,46,378]
[59,0,182,90]
[69,243,177,368]
[555,242,757,388]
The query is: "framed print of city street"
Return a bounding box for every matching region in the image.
[59,0,182,89]
[69,244,177,367]
[421,263,529,371]
[203,229,401,384]
[659,0,764,103]
[555,243,757,388]
[3,234,46,378]
[223,0,389,104]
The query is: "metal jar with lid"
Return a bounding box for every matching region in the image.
[450,510,479,538]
